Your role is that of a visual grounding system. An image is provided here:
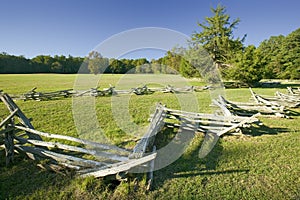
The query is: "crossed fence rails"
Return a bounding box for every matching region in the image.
[0,91,263,189]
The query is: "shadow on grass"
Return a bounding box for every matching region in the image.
[287,109,300,117]
[151,127,249,190]
[223,81,300,89]
[0,150,71,199]
[242,123,290,137]
[259,83,300,89]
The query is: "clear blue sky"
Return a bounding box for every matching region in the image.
[1,0,299,60]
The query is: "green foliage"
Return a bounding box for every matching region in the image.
[86,51,109,75]
[191,4,245,66]
[258,35,285,79]
[160,51,182,72]
[258,28,300,80]
[0,53,84,74]
[179,57,201,78]
[279,28,300,79]
[225,45,263,86]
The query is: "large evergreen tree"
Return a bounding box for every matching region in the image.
[191,4,245,67]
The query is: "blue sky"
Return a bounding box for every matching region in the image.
[1,0,300,60]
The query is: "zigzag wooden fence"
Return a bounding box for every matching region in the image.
[212,87,300,118]
[249,88,300,108]
[20,85,210,101]
[213,95,287,118]
[287,87,300,96]
[0,91,264,188]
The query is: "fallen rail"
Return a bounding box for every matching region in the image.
[1,92,260,187]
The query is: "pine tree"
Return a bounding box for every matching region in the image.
[191,4,245,67]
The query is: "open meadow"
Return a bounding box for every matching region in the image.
[0,74,299,200]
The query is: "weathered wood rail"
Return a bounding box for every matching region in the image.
[1,91,260,189]
[131,85,154,95]
[22,87,76,101]
[14,84,212,101]
[0,92,161,180]
[160,105,259,136]
[276,91,300,102]
[160,85,210,93]
[76,85,119,97]
[250,88,299,108]
[287,87,300,96]
[213,95,287,118]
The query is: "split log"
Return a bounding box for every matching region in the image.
[165,115,238,126]
[147,146,156,191]
[215,95,287,118]
[130,106,165,158]
[164,108,250,122]
[250,88,298,108]
[131,85,153,95]
[13,125,130,154]
[276,91,300,102]
[212,99,233,117]
[216,113,260,136]
[4,122,14,166]
[22,88,75,100]
[14,136,129,162]
[287,87,300,95]
[80,153,157,178]
[0,108,18,129]
[162,85,176,93]
[249,87,259,103]
[15,145,107,168]
[0,93,43,140]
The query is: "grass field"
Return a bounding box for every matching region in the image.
[0,74,299,200]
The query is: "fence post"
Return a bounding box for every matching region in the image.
[4,119,14,166]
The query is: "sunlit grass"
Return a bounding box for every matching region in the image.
[0,74,299,199]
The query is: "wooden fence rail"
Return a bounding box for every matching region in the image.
[0,92,162,181]
[1,91,261,187]
[250,87,299,108]
[213,95,287,118]
[13,84,212,101]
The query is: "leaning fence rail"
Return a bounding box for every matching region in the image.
[1,91,262,188]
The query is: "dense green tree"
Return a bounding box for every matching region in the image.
[226,45,263,86]
[191,4,245,67]
[258,28,300,80]
[280,28,300,79]
[258,35,285,79]
[86,51,109,75]
[51,61,63,72]
[109,59,125,74]
[179,58,200,78]
[161,51,182,72]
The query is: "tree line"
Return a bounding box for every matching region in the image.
[0,51,179,75]
[0,53,84,74]
[1,4,299,85]
[0,52,150,74]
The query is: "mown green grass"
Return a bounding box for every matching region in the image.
[0,74,299,200]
